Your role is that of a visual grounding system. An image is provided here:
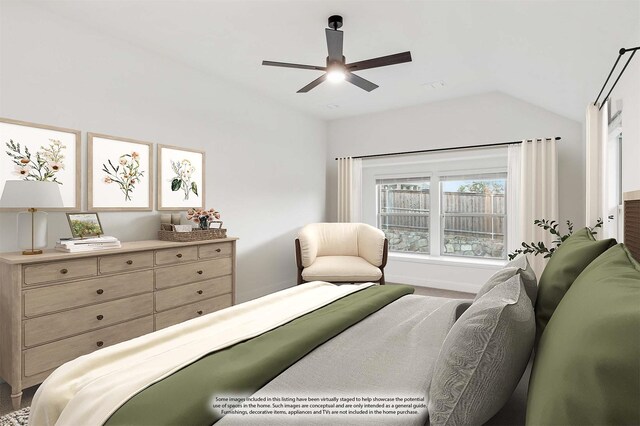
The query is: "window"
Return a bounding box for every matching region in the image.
[364,148,509,261]
[376,177,430,253]
[440,174,507,259]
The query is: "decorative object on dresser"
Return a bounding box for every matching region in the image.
[88,133,153,211]
[56,236,121,253]
[65,212,104,238]
[0,237,237,410]
[0,181,64,255]
[157,145,205,210]
[0,117,81,211]
[158,226,227,242]
[186,207,221,230]
[158,207,226,241]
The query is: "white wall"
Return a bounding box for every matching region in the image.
[327,92,583,292]
[609,59,640,194]
[0,1,327,302]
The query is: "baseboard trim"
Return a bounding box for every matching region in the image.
[385,273,480,294]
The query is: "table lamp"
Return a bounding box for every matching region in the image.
[0,181,64,255]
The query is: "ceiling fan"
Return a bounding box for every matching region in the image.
[262,15,412,93]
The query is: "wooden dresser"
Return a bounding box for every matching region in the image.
[0,237,237,410]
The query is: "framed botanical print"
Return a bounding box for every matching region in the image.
[88,133,153,211]
[157,144,205,210]
[0,117,81,211]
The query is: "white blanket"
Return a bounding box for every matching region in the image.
[29,281,373,426]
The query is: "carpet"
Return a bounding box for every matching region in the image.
[0,408,29,426]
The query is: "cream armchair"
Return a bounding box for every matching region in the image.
[295,223,388,285]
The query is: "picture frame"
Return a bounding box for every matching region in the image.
[0,117,81,211]
[66,212,104,238]
[157,144,205,210]
[88,133,153,211]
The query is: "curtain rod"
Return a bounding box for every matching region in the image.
[594,46,639,109]
[334,137,561,160]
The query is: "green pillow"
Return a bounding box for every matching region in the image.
[527,244,640,425]
[535,227,615,342]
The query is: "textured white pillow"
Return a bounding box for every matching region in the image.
[474,255,538,305]
[428,275,535,426]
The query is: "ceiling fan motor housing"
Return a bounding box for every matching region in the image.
[328,15,343,30]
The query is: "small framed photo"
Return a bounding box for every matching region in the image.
[88,133,153,211]
[0,117,81,211]
[66,213,104,238]
[157,144,205,210]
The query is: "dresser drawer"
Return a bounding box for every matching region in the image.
[24,258,97,285]
[23,315,153,378]
[99,251,154,274]
[24,293,153,347]
[198,242,232,260]
[155,257,232,289]
[155,294,232,330]
[24,270,154,318]
[155,275,232,312]
[155,246,197,266]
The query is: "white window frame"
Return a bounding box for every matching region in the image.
[363,148,509,264]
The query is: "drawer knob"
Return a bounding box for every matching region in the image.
[176,253,183,258]
[96,314,104,321]
[96,341,104,347]
[197,290,203,295]
[216,248,221,253]
[197,310,203,315]
[197,270,203,275]
[60,268,68,274]
[96,289,104,295]
[126,260,134,265]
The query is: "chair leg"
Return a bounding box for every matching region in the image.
[380,272,385,285]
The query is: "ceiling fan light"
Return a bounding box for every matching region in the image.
[327,68,346,83]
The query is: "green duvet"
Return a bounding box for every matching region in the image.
[105,284,413,426]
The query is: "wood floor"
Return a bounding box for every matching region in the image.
[0,284,474,416]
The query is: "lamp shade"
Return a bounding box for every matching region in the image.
[0,181,64,209]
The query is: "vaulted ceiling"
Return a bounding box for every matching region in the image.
[30,0,639,121]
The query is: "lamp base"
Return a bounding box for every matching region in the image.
[22,249,44,255]
[17,210,48,254]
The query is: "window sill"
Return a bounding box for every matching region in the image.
[388,252,506,269]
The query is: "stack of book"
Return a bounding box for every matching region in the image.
[56,236,122,253]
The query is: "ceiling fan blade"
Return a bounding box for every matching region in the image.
[345,72,379,92]
[297,74,327,93]
[346,51,412,71]
[262,60,326,71]
[325,28,344,62]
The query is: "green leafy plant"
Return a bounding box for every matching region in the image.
[508,217,604,260]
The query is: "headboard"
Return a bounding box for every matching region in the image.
[623,190,640,261]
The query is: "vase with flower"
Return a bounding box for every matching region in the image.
[186,207,221,230]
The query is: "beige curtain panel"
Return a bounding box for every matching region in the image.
[518,138,559,278]
[337,157,362,223]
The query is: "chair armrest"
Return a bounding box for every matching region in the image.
[380,239,389,269]
[358,225,386,267]
[297,227,318,267]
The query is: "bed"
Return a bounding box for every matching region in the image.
[28,210,640,426]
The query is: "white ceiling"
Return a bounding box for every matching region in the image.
[30,0,639,121]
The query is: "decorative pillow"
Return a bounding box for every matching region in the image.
[428,275,535,426]
[527,244,640,425]
[534,227,616,343]
[474,255,537,305]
